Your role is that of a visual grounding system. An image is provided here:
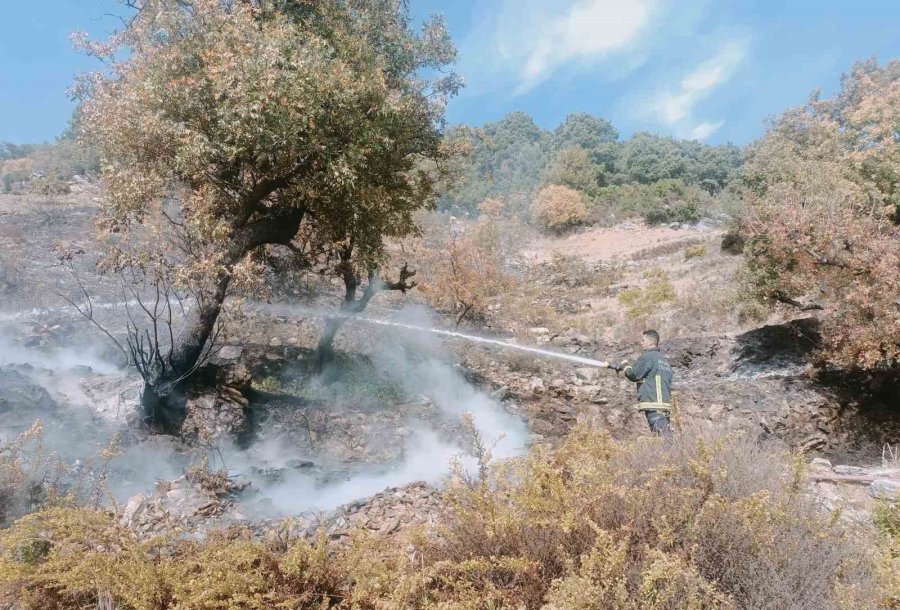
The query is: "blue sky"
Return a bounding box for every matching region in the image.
[1,1,899,145]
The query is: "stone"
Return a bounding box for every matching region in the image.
[833,465,866,475]
[531,418,555,435]
[269,337,283,347]
[799,433,827,452]
[528,377,545,394]
[810,458,832,470]
[707,404,724,419]
[80,374,143,423]
[121,493,149,527]
[216,345,243,362]
[575,367,599,382]
[378,518,401,536]
[868,480,900,500]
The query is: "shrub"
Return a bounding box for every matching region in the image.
[531,184,587,233]
[721,224,745,255]
[412,216,513,326]
[29,140,99,180]
[594,179,712,225]
[742,59,900,370]
[0,428,888,609]
[684,243,708,259]
[0,158,33,193]
[0,423,59,525]
[617,268,676,319]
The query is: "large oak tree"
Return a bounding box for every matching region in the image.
[75,0,459,429]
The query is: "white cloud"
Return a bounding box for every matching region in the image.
[687,120,724,140]
[457,0,664,95]
[518,0,658,91]
[643,39,748,140]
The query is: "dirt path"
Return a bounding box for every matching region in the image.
[521,223,717,263]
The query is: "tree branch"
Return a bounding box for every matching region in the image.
[774,292,824,311]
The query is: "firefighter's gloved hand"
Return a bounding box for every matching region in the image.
[620,359,630,368]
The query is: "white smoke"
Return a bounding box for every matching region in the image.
[0,300,530,518]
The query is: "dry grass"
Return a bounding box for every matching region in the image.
[0,427,891,609]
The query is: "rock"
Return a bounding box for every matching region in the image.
[216,345,243,362]
[0,369,58,432]
[868,480,900,500]
[183,386,249,440]
[377,517,401,536]
[219,363,252,391]
[121,493,149,527]
[80,374,143,423]
[707,404,724,419]
[269,337,283,347]
[527,377,545,395]
[575,367,599,382]
[833,465,866,475]
[799,433,827,452]
[531,418,555,435]
[810,458,832,471]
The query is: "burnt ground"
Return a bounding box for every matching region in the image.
[1,186,898,539]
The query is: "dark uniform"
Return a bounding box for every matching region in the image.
[623,348,673,434]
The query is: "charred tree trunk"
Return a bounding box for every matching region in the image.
[315,316,347,370]
[141,273,232,432]
[138,203,307,433]
[314,251,416,371]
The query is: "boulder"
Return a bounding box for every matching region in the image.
[0,369,58,432]
[868,480,900,501]
[79,374,143,423]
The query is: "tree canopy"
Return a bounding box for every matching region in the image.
[439,111,742,215]
[743,59,900,370]
[75,0,459,425]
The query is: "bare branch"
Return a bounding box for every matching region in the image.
[773,292,825,312]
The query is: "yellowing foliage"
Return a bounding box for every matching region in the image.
[0,427,889,609]
[531,184,588,233]
[743,59,900,369]
[413,213,513,326]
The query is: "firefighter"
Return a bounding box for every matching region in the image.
[597,329,673,435]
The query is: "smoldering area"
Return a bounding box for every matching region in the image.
[0,299,529,522]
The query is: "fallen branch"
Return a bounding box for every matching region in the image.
[809,474,900,485]
[774,292,824,312]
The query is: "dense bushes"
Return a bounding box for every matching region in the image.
[0,158,33,193]
[592,179,710,225]
[440,112,743,217]
[0,427,891,609]
[531,184,588,233]
[742,59,900,370]
[0,140,99,194]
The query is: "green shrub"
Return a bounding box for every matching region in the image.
[30,140,99,181]
[594,179,712,225]
[617,268,676,319]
